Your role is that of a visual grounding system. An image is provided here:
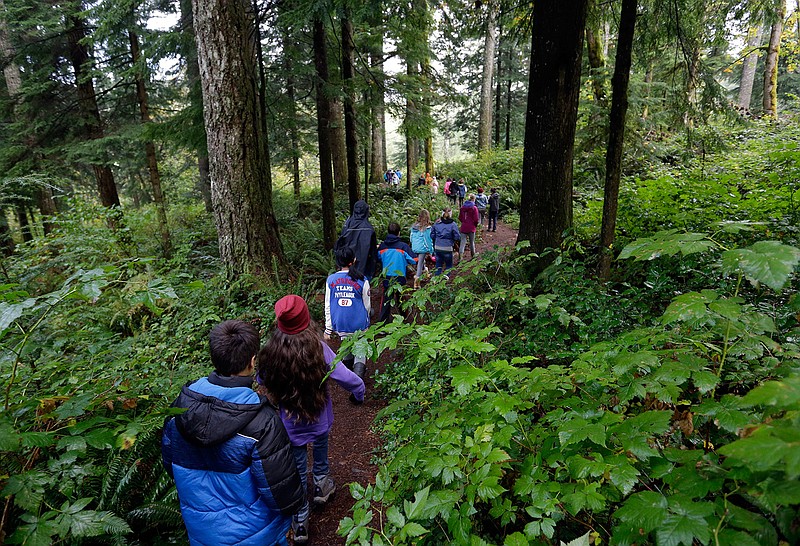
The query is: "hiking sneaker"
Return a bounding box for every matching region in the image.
[292,517,309,544]
[313,476,336,505]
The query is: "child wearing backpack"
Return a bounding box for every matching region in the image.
[325,246,371,379]
[410,209,434,289]
[488,188,500,232]
[474,187,489,226]
[258,295,365,545]
[431,208,461,276]
[377,222,417,323]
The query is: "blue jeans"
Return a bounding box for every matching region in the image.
[434,250,453,274]
[292,433,330,522]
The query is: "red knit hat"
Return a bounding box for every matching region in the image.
[274,295,310,334]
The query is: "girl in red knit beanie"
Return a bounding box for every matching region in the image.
[258,294,365,545]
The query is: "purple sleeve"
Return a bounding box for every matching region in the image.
[322,341,366,402]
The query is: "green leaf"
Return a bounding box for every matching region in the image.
[655,497,713,546]
[662,291,716,324]
[614,491,668,532]
[55,393,95,419]
[741,376,800,410]
[386,506,405,529]
[561,532,592,546]
[447,365,489,395]
[558,418,606,447]
[608,459,640,496]
[400,522,428,538]
[504,532,528,546]
[618,230,714,261]
[404,486,430,520]
[0,297,36,332]
[722,241,800,292]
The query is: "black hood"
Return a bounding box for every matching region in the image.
[352,200,370,220]
[172,377,266,447]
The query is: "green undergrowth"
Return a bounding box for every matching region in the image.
[340,230,800,545]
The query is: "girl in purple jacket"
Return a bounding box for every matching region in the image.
[258,295,365,545]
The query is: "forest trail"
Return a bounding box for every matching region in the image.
[307,219,517,545]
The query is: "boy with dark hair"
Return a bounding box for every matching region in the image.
[377,222,417,323]
[488,188,500,232]
[162,320,303,546]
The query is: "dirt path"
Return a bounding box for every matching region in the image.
[306,220,517,545]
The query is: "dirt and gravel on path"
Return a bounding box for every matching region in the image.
[301,220,518,545]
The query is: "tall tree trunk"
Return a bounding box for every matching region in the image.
[180,0,212,212]
[330,98,348,190]
[66,11,120,210]
[0,210,13,256]
[405,58,417,190]
[341,10,361,210]
[1,0,58,233]
[738,24,764,110]
[477,2,498,151]
[505,49,512,150]
[424,136,434,177]
[585,0,606,104]
[368,35,386,191]
[129,29,172,256]
[192,0,287,279]
[763,1,785,118]
[15,202,31,243]
[641,62,653,120]
[518,0,588,255]
[421,57,434,176]
[598,0,637,281]
[494,33,503,147]
[313,17,337,249]
[283,31,301,198]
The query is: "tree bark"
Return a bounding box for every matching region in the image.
[738,24,764,111]
[477,2,498,151]
[129,29,172,256]
[66,10,120,210]
[330,98,348,190]
[505,48,512,150]
[283,30,301,198]
[313,17,337,249]
[518,0,588,255]
[192,0,287,279]
[494,33,503,147]
[0,210,13,256]
[15,202,31,243]
[405,58,417,190]
[598,0,637,281]
[341,11,361,210]
[762,1,785,118]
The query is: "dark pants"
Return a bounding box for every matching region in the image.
[478,208,486,225]
[488,210,498,231]
[379,276,406,323]
[434,250,453,275]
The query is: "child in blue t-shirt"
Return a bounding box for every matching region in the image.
[324,246,371,378]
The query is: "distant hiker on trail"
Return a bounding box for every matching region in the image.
[258,295,365,545]
[161,320,304,546]
[377,222,417,323]
[417,174,426,187]
[325,246,371,379]
[431,176,439,195]
[385,169,398,187]
[459,194,480,259]
[410,209,434,289]
[474,187,489,226]
[445,178,457,206]
[431,207,460,276]
[340,200,378,280]
[488,188,500,232]
[457,178,467,208]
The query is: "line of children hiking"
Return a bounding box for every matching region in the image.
[162,294,366,545]
[161,194,503,545]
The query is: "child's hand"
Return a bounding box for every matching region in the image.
[349,393,364,406]
[324,333,331,341]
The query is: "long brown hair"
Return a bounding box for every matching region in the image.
[257,323,328,423]
[417,209,431,229]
